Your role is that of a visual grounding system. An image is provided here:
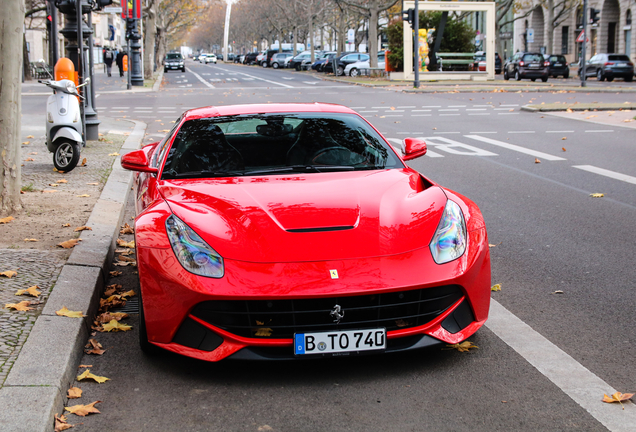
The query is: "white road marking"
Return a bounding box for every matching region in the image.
[236,72,294,88]
[439,109,459,111]
[281,77,294,80]
[440,114,461,116]
[469,113,491,116]
[466,108,487,111]
[358,110,378,113]
[412,114,432,117]
[95,94,100,98]
[303,81,318,85]
[112,107,130,110]
[433,131,461,134]
[487,299,636,432]
[448,105,466,107]
[422,136,498,156]
[465,135,567,161]
[470,131,497,134]
[508,131,535,133]
[190,71,216,88]
[585,130,614,133]
[498,113,519,115]
[385,110,405,112]
[422,105,441,108]
[397,106,416,108]
[412,109,431,112]
[499,104,519,107]
[546,130,575,133]
[494,108,513,110]
[573,165,636,185]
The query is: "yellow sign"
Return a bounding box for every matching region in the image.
[330,270,339,279]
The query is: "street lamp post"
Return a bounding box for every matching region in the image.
[127,0,143,86]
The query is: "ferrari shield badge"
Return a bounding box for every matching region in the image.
[330,269,339,279]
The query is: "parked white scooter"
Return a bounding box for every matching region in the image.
[40,78,89,171]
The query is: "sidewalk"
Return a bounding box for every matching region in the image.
[0,73,159,432]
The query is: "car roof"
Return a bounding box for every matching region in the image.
[183,103,358,120]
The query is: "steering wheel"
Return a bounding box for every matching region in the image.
[310,146,365,166]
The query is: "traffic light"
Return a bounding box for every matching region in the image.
[402,8,415,28]
[94,0,113,10]
[590,8,600,25]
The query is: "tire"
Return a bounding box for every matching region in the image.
[138,285,161,355]
[607,77,614,82]
[597,69,604,81]
[541,76,548,82]
[552,74,558,78]
[626,76,633,82]
[531,78,536,82]
[515,70,521,81]
[53,140,81,172]
[564,72,569,79]
[181,68,185,72]
[337,66,344,76]
[350,68,359,77]
[295,64,301,71]
[503,69,509,80]
[262,61,268,68]
[272,62,279,69]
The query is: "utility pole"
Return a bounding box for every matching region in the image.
[414,0,419,88]
[223,1,232,63]
[580,0,587,87]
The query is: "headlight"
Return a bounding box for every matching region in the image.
[165,214,224,278]
[429,200,467,264]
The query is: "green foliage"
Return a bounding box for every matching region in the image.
[385,12,477,71]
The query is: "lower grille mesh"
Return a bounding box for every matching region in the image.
[191,285,463,339]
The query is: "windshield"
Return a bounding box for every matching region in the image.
[522,54,544,62]
[161,113,403,179]
[166,54,182,60]
[608,55,630,61]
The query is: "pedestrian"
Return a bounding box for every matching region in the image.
[116,49,125,77]
[104,48,114,77]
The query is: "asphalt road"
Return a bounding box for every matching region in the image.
[22,60,636,431]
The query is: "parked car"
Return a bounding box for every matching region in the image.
[503,52,549,82]
[164,53,185,72]
[236,55,244,64]
[313,52,335,71]
[227,53,235,62]
[216,54,223,61]
[199,53,216,64]
[474,51,502,74]
[344,53,386,77]
[256,51,267,64]
[289,52,312,71]
[120,102,492,361]
[334,52,370,76]
[244,52,259,65]
[262,49,292,67]
[544,54,569,78]
[579,53,634,82]
[271,52,293,69]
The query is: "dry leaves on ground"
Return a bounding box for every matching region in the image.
[5,301,34,311]
[56,306,85,318]
[103,283,122,297]
[67,387,82,399]
[534,158,541,164]
[57,179,68,183]
[58,239,81,248]
[116,238,135,248]
[0,270,18,278]
[24,238,38,242]
[54,414,74,431]
[76,369,110,384]
[444,341,479,352]
[120,223,134,234]
[109,271,122,277]
[101,319,132,332]
[76,194,90,198]
[491,284,502,292]
[590,193,604,198]
[74,226,92,232]
[62,223,71,227]
[84,338,106,355]
[601,392,634,409]
[65,401,102,416]
[108,152,120,156]
[16,285,41,297]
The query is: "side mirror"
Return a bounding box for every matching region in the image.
[402,138,427,161]
[121,149,158,173]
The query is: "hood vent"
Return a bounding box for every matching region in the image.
[286,225,354,233]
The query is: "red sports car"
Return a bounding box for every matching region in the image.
[121,103,491,361]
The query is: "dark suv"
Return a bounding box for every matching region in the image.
[580,54,634,82]
[164,53,185,73]
[544,54,569,78]
[503,52,549,82]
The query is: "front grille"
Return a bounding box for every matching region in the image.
[190,285,463,339]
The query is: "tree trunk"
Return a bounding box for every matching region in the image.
[23,32,31,80]
[0,0,24,215]
[546,1,554,54]
[368,0,379,67]
[144,4,156,79]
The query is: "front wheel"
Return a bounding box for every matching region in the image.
[337,66,344,76]
[597,69,604,81]
[350,68,359,77]
[515,70,521,81]
[564,72,569,79]
[272,62,279,69]
[541,76,548,82]
[53,140,81,172]
[503,69,509,80]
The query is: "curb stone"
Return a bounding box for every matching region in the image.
[0,119,147,432]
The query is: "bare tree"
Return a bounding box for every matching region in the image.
[1,0,24,215]
[542,0,576,54]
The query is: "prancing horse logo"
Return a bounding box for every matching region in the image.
[330,304,344,324]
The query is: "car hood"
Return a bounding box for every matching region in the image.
[158,169,447,263]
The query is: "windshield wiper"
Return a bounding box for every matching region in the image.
[166,170,242,179]
[243,165,356,175]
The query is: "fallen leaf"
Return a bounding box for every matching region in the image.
[0,216,15,224]
[534,158,541,164]
[102,319,132,332]
[109,271,122,277]
[54,413,74,431]
[29,152,38,155]
[96,312,128,323]
[5,301,34,311]
[84,338,106,355]
[121,290,136,298]
[552,290,564,294]
[24,238,38,242]
[491,284,502,292]
[117,255,135,262]
[49,183,59,187]
[254,328,273,337]
[602,392,634,409]
[56,306,85,318]
[57,179,68,183]
[108,152,120,156]
[0,270,18,278]
[67,387,82,399]
[590,193,604,198]
[26,135,34,138]
[120,223,134,234]
[16,285,41,297]
[115,248,134,255]
[444,341,479,352]
[74,226,92,232]
[58,239,81,248]
[76,370,109,384]
[76,194,90,198]
[86,182,99,185]
[22,141,30,145]
[62,223,71,227]
[80,158,87,166]
[113,261,135,267]
[586,115,597,119]
[389,106,395,110]
[566,108,573,113]
[25,158,35,162]
[561,137,567,140]
[42,189,57,193]
[562,147,567,152]
[78,365,93,368]
[117,239,135,248]
[65,400,102,416]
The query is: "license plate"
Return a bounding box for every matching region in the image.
[530,63,540,68]
[294,328,386,356]
[554,63,562,66]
